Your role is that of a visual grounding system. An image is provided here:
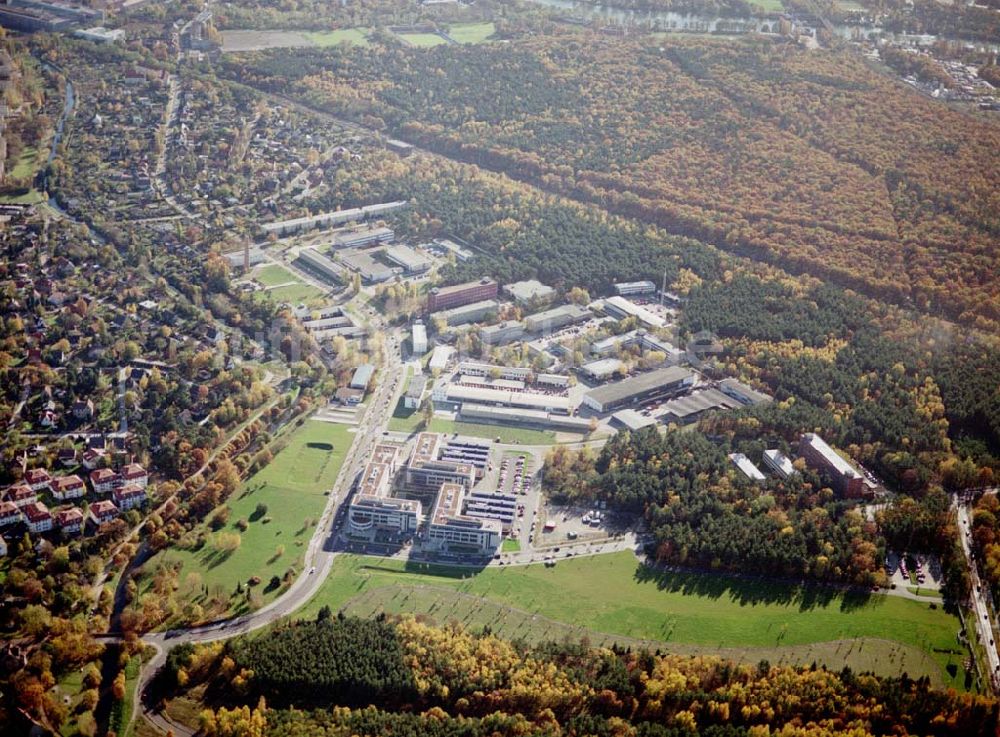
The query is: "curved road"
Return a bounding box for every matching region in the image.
[115,311,405,735]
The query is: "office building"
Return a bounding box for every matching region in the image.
[348,445,422,539]
[296,248,342,285]
[799,433,871,498]
[338,249,396,284]
[333,226,395,249]
[429,345,454,372]
[729,453,766,483]
[405,433,476,491]
[411,321,427,355]
[602,295,665,328]
[582,366,694,413]
[262,202,407,237]
[457,404,593,433]
[432,299,500,327]
[503,279,555,305]
[403,375,427,410]
[614,281,656,296]
[350,364,375,390]
[719,378,773,406]
[523,304,591,334]
[427,278,498,312]
[480,320,525,345]
[385,245,431,274]
[763,449,797,480]
[425,482,502,556]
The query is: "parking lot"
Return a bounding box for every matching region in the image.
[535,501,632,548]
[886,551,943,591]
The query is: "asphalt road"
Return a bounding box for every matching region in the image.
[957,498,1000,688]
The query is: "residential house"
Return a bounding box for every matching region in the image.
[6,485,36,508]
[51,475,86,501]
[55,507,84,535]
[24,468,51,492]
[72,399,95,421]
[113,483,146,510]
[23,502,52,534]
[0,501,22,527]
[82,448,108,470]
[89,499,119,525]
[89,468,118,494]
[57,448,77,467]
[119,463,148,489]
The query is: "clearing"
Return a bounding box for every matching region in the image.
[446,22,496,44]
[299,552,968,689]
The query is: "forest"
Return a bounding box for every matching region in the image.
[167,614,999,737]
[218,33,1000,331]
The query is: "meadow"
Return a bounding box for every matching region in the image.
[141,421,352,618]
[299,552,968,689]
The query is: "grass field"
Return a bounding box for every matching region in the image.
[300,552,968,689]
[0,188,45,205]
[266,282,325,304]
[447,22,496,44]
[388,403,557,444]
[305,28,370,46]
[142,421,353,619]
[9,146,41,181]
[397,32,448,48]
[254,263,299,287]
[751,0,785,10]
[502,539,521,553]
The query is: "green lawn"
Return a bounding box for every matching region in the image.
[502,539,521,553]
[305,28,370,47]
[388,403,557,445]
[142,421,353,620]
[397,32,448,48]
[447,22,496,44]
[265,281,325,304]
[9,146,41,180]
[254,263,300,287]
[0,189,45,205]
[300,552,968,689]
[751,0,785,10]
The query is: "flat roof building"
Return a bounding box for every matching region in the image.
[338,249,397,284]
[436,383,572,414]
[480,320,525,345]
[611,409,657,432]
[350,364,375,390]
[580,358,625,381]
[432,299,500,327]
[719,378,773,406]
[425,482,502,556]
[763,449,797,480]
[384,244,431,274]
[729,453,766,483]
[503,279,555,305]
[296,248,342,285]
[602,295,666,328]
[405,433,476,491]
[458,404,593,433]
[524,304,591,334]
[614,281,656,296]
[75,26,125,43]
[582,366,694,414]
[799,433,872,498]
[404,375,427,410]
[429,345,455,372]
[262,202,407,237]
[333,226,395,250]
[348,445,421,539]
[427,278,498,312]
[660,388,741,425]
[412,321,427,356]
